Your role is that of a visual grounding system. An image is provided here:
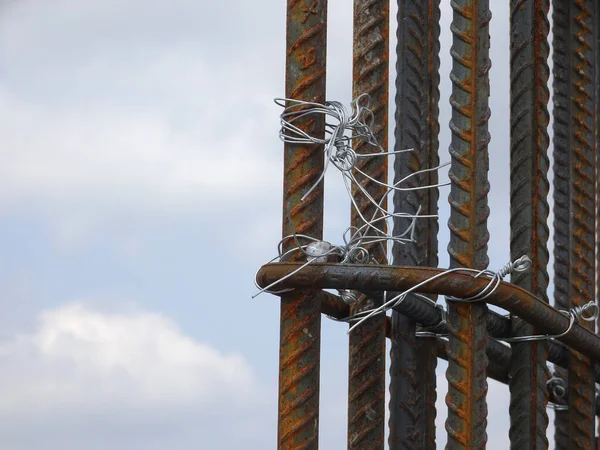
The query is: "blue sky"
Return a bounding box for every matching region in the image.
[0,0,562,448]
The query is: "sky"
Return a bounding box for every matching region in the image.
[0,1,563,449]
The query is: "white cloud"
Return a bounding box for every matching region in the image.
[0,303,261,416]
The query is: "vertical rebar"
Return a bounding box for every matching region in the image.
[596,2,600,440]
[508,0,551,449]
[552,1,597,448]
[445,0,491,449]
[551,3,571,446]
[279,1,327,448]
[389,0,441,449]
[348,0,389,448]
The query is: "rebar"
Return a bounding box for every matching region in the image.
[256,263,600,361]
[508,0,551,448]
[551,2,571,446]
[347,0,389,447]
[390,0,440,448]
[278,1,327,448]
[552,2,597,448]
[446,0,491,448]
[321,289,600,384]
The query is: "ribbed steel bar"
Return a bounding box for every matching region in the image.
[390,0,440,448]
[278,1,327,448]
[508,0,551,448]
[597,3,600,443]
[436,338,509,384]
[552,2,597,448]
[551,2,572,446]
[446,0,491,448]
[256,263,600,360]
[321,289,600,383]
[347,1,388,448]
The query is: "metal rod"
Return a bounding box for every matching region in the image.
[551,1,572,446]
[552,2,598,448]
[446,0,491,447]
[347,1,389,446]
[508,0,551,448]
[593,0,600,444]
[256,263,600,361]
[321,289,600,383]
[390,0,440,448]
[278,1,327,448]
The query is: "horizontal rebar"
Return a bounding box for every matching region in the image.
[258,263,600,362]
[319,290,600,383]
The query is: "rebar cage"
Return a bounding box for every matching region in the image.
[255,1,600,448]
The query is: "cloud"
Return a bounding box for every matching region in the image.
[0,303,273,449]
[0,0,286,230]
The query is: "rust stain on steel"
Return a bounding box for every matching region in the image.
[256,263,600,361]
[279,1,327,448]
[320,289,600,383]
[596,0,600,442]
[446,0,491,448]
[347,0,388,448]
[436,338,509,384]
[552,1,597,448]
[508,0,551,448]
[551,1,572,446]
[390,0,440,448]
[566,1,597,449]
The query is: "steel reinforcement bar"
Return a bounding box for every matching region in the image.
[390,0,440,448]
[446,0,492,448]
[348,0,389,447]
[278,1,327,448]
[508,0,551,448]
[256,263,600,361]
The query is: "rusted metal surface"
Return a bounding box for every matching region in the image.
[256,263,600,361]
[596,1,600,442]
[347,0,388,447]
[278,1,327,448]
[445,0,491,448]
[552,2,598,448]
[437,338,508,384]
[508,0,551,448]
[390,0,440,448]
[322,289,600,385]
[551,2,572,446]
[367,289,510,337]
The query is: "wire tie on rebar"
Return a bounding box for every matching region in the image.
[416,300,448,337]
[547,376,567,401]
[446,255,532,303]
[338,289,358,305]
[497,300,598,343]
[346,256,531,334]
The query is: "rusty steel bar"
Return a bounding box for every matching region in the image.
[508,0,551,448]
[347,0,389,447]
[436,338,509,384]
[321,289,600,383]
[552,1,598,448]
[390,0,440,448]
[596,0,600,442]
[278,1,327,448]
[255,263,600,361]
[445,0,491,448]
[440,339,600,417]
[551,1,572,446]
